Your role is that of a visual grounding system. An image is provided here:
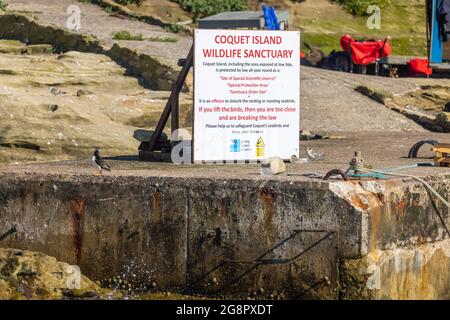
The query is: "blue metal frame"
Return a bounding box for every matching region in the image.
[262,4,281,30]
[430,0,443,63]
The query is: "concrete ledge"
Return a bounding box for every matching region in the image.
[0,165,448,299]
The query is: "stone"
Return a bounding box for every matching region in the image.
[445,102,450,112]
[0,248,105,300]
[76,89,94,97]
[435,112,450,131]
[260,157,286,175]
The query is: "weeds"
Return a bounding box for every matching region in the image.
[112,30,145,41]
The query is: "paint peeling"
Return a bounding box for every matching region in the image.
[329,181,382,213]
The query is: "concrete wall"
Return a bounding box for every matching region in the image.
[0,172,449,299]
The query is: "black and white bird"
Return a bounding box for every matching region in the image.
[92,148,111,175]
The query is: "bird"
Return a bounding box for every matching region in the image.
[92,148,111,175]
[306,148,325,161]
[49,86,67,96]
[290,155,310,164]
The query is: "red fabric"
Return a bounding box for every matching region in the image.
[300,51,305,58]
[408,59,433,76]
[340,35,392,65]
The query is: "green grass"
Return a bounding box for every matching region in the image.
[148,36,178,43]
[104,6,113,13]
[331,0,391,16]
[165,23,184,34]
[0,0,7,11]
[112,30,145,41]
[298,0,427,57]
[173,0,246,20]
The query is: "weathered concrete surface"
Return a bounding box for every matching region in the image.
[340,240,450,300]
[0,133,449,299]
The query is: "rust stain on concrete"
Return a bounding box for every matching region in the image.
[151,191,160,220]
[218,198,226,218]
[70,198,86,265]
[372,206,378,252]
[260,188,277,247]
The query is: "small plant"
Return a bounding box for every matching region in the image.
[112,30,145,41]
[113,0,143,5]
[46,46,56,54]
[104,6,113,14]
[331,0,390,16]
[149,36,178,43]
[0,0,8,11]
[173,0,247,20]
[165,23,183,34]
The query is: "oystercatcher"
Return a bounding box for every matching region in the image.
[92,148,111,175]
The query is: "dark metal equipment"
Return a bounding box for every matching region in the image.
[0,225,17,242]
[198,11,289,30]
[408,140,440,158]
[138,46,193,161]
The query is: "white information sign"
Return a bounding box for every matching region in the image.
[193,29,300,162]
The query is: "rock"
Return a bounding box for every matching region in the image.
[61,288,98,299]
[76,89,94,97]
[260,157,286,176]
[49,87,66,96]
[48,104,59,112]
[354,85,393,104]
[445,102,450,112]
[0,248,105,300]
[0,141,41,151]
[0,40,192,164]
[435,112,450,131]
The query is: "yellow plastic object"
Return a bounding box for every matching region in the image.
[432,144,450,167]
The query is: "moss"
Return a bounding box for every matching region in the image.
[0,257,19,277]
[339,258,375,300]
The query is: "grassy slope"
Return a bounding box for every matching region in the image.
[115,0,427,56]
[274,0,427,56]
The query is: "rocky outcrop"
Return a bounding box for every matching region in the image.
[0,248,104,299]
[0,39,192,163]
[0,13,181,91]
[357,84,450,133]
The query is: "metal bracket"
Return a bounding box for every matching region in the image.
[0,225,17,242]
[186,229,334,295]
[139,45,194,161]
